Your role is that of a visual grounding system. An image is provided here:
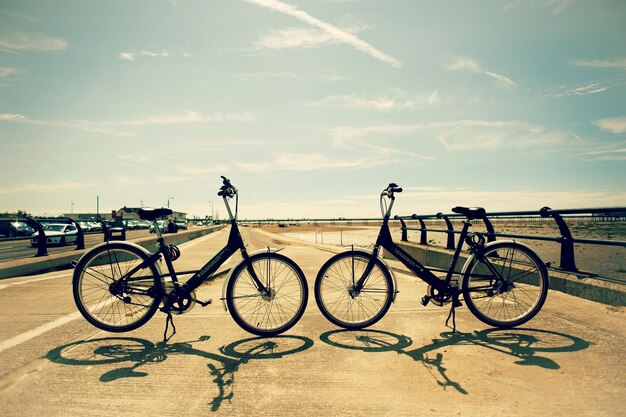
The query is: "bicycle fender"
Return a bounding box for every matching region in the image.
[348,248,399,303]
[458,239,544,285]
[75,240,164,278]
[220,247,283,311]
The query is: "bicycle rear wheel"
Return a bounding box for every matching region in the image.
[462,242,549,328]
[315,251,394,330]
[72,243,162,332]
[226,252,308,336]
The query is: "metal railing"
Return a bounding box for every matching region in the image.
[395,207,626,272]
[0,218,128,258]
[27,217,86,256]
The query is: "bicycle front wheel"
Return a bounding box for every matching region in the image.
[462,242,549,328]
[315,251,394,330]
[226,253,308,336]
[72,243,162,332]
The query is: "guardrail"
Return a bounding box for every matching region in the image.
[395,207,626,273]
[0,218,124,258]
[27,217,87,256]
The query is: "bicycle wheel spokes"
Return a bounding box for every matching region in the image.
[227,253,307,336]
[315,252,393,329]
[463,243,548,328]
[74,246,160,332]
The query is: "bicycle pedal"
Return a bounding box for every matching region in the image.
[421,295,431,306]
[196,299,212,307]
[452,299,462,308]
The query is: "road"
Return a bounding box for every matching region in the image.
[0,230,153,263]
[0,228,624,416]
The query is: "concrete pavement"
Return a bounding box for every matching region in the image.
[0,227,624,417]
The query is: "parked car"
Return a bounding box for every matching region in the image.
[175,221,188,230]
[149,220,167,234]
[87,221,103,232]
[30,223,78,247]
[136,220,151,230]
[0,220,34,237]
[78,221,93,232]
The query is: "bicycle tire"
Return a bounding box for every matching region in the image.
[462,241,549,328]
[226,252,308,336]
[72,242,162,332]
[315,251,394,330]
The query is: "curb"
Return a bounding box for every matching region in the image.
[390,240,626,307]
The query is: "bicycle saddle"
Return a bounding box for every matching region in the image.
[138,208,173,221]
[451,206,486,220]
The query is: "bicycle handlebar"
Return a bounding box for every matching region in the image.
[218,176,237,198]
[380,182,402,218]
[382,183,403,197]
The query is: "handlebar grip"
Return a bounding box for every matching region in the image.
[219,175,233,196]
[392,187,403,193]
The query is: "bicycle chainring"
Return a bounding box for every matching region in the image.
[426,285,452,307]
[167,289,196,315]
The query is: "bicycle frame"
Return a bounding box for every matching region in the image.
[356,195,473,294]
[147,195,267,298]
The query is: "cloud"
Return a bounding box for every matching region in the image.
[309,90,440,111]
[177,165,231,175]
[0,113,134,136]
[117,155,152,164]
[118,49,169,61]
[235,151,393,172]
[330,120,570,151]
[0,180,92,195]
[437,120,569,151]
[0,67,16,77]
[594,116,626,134]
[117,111,260,126]
[0,32,67,52]
[444,55,517,89]
[571,58,626,70]
[237,70,305,80]
[0,111,260,136]
[501,0,575,14]
[546,81,610,97]
[244,0,401,68]
[582,147,626,161]
[257,27,341,49]
[394,188,626,215]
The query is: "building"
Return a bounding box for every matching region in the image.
[63,207,186,222]
[116,207,187,221]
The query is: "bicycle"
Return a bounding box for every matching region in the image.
[72,176,309,339]
[314,183,549,331]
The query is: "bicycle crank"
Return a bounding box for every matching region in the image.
[424,285,453,307]
[167,289,197,315]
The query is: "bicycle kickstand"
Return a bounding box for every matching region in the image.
[445,294,462,333]
[163,310,177,343]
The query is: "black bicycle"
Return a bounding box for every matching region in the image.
[314,183,549,330]
[73,176,308,337]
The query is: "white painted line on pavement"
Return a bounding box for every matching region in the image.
[0,272,72,291]
[0,311,83,354]
[0,229,226,352]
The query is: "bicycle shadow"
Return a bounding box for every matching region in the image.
[46,334,314,412]
[319,328,590,395]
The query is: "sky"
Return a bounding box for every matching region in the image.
[1,0,625,220]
